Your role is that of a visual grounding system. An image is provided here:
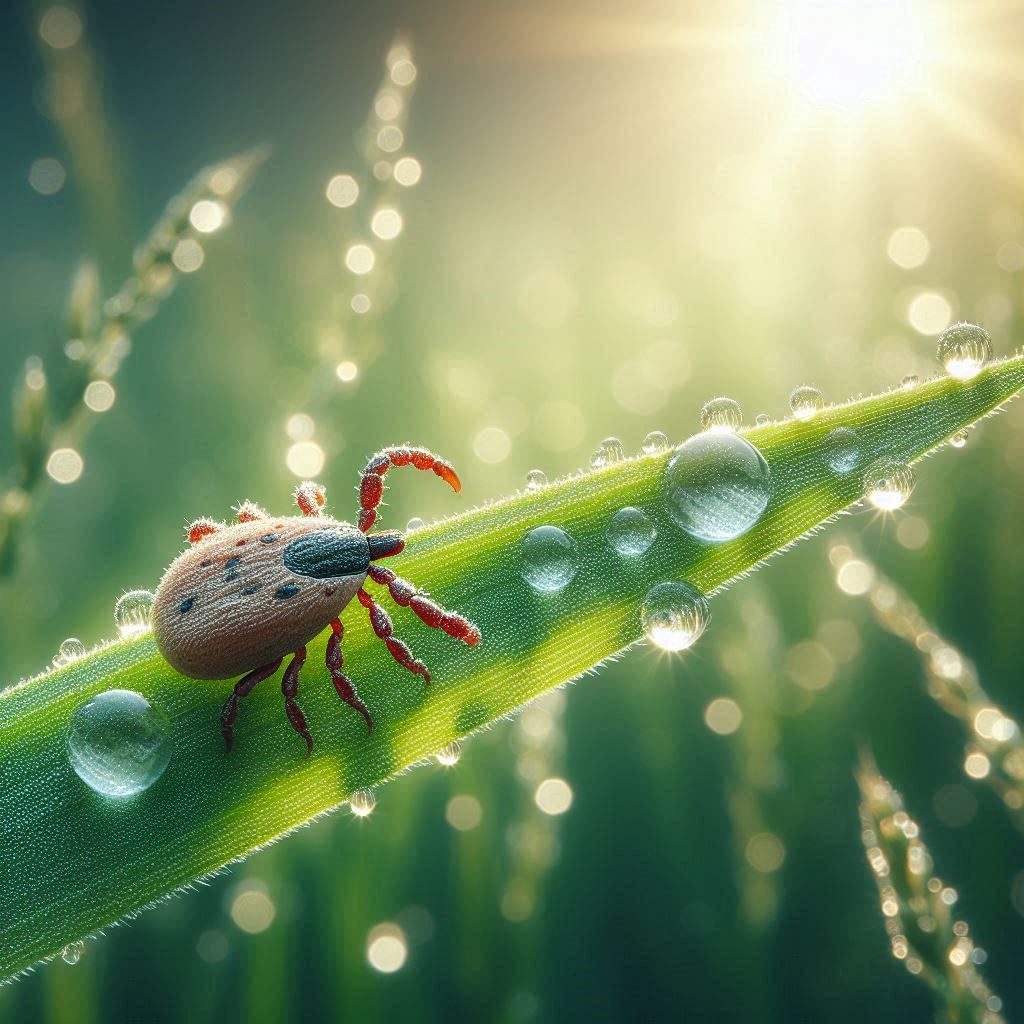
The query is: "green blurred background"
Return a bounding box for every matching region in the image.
[3,0,1024,1020]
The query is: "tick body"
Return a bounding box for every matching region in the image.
[151,446,481,754]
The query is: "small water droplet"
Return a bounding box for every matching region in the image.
[60,941,84,965]
[68,689,173,797]
[606,507,656,556]
[590,437,625,468]
[950,430,969,449]
[700,397,742,433]
[435,741,462,766]
[114,590,155,638]
[937,322,992,380]
[525,469,547,490]
[520,525,579,593]
[664,432,771,542]
[350,789,376,817]
[822,427,862,474]
[53,637,86,668]
[641,581,710,651]
[789,385,824,421]
[901,374,919,390]
[863,459,915,510]
[641,430,670,454]
[406,517,425,532]
[755,413,771,426]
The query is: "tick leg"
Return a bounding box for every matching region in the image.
[220,658,283,753]
[356,588,432,684]
[366,565,481,646]
[281,646,313,755]
[294,481,327,518]
[357,447,461,533]
[326,619,374,733]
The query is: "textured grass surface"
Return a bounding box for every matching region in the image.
[1,356,1022,980]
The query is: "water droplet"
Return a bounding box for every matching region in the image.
[700,397,742,432]
[822,427,862,474]
[789,385,824,421]
[901,374,919,390]
[641,581,710,651]
[641,430,670,454]
[590,437,625,468]
[520,525,579,593]
[68,689,173,798]
[350,789,376,817]
[406,517,425,532]
[435,741,462,766]
[525,469,547,490]
[755,413,771,426]
[664,433,771,542]
[950,430,968,449]
[60,942,84,965]
[863,459,915,510]
[937,323,992,380]
[53,637,86,668]
[114,590,155,638]
[606,507,656,556]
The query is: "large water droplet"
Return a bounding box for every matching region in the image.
[590,437,625,468]
[937,323,992,380]
[641,430,670,454]
[606,507,656,556]
[406,516,425,532]
[435,740,462,767]
[755,413,771,427]
[901,374,919,390]
[53,637,86,668]
[350,789,376,817]
[789,385,824,421]
[60,942,85,965]
[114,590,155,638]
[700,397,742,432]
[525,469,547,490]
[949,430,969,449]
[641,581,710,651]
[520,525,579,593]
[822,427,861,474]
[68,689,172,798]
[664,433,771,542]
[863,459,915,510]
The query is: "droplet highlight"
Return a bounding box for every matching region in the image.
[822,427,861,474]
[60,942,85,965]
[755,413,771,427]
[114,590,155,638]
[68,689,173,798]
[863,459,915,510]
[406,517,425,532]
[435,740,462,767]
[606,507,656,557]
[937,323,992,380]
[590,437,625,468]
[525,469,548,490]
[700,397,742,433]
[53,637,86,668]
[350,789,377,817]
[950,430,968,449]
[641,581,710,652]
[641,431,670,454]
[664,432,771,542]
[520,525,580,593]
[789,385,824,421]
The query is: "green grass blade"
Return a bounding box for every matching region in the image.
[2,356,1022,979]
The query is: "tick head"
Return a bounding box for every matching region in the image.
[282,526,370,580]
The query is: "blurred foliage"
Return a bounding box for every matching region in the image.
[4,0,1024,1021]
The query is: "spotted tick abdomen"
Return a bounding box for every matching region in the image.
[152,516,369,679]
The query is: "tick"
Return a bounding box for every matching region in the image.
[151,446,481,754]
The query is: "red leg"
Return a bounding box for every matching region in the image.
[220,658,283,753]
[326,619,374,732]
[281,647,313,755]
[358,446,461,533]
[356,589,432,683]
[367,565,481,645]
[294,481,327,518]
